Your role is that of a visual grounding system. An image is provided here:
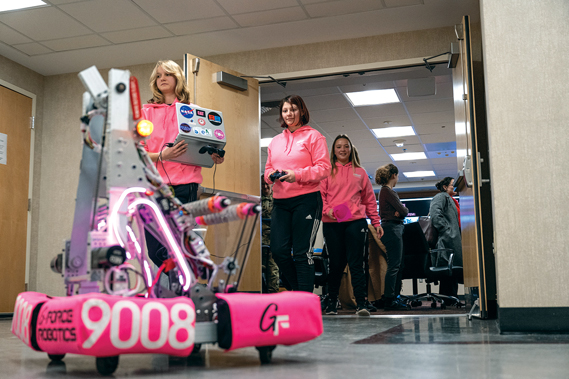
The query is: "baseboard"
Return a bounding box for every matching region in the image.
[498,306,569,333]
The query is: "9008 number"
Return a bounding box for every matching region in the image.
[81,299,195,350]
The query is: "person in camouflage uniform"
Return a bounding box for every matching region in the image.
[262,175,280,293]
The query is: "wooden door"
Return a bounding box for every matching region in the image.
[452,16,496,318]
[0,86,32,312]
[183,54,261,292]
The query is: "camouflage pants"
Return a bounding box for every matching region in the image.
[262,247,280,293]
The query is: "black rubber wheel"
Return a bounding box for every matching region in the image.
[96,356,119,376]
[431,302,437,308]
[255,345,276,364]
[191,343,202,355]
[441,303,447,310]
[410,300,422,307]
[48,353,65,361]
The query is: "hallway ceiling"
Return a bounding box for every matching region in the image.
[0,0,479,76]
[261,64,459,192]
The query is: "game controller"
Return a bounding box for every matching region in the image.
[269,170,287,182]
[199,144,226,157]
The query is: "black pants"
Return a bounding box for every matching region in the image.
[271,192,322,293]
[380,221,404,300]
[146,183,198,267]
[323,218,369,305]
[439,277,459,298]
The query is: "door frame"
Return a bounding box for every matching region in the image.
[0,78,36,291]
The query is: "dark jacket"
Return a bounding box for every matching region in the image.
[429,192,462,266]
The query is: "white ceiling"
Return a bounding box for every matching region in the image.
[260,64,458,192]
[0,0,480,76]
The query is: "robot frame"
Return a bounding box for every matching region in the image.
[11,66,322,376]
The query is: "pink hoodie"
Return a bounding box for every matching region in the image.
[320,162,380,227]
[142,101,202,185]
[264,125,331,199]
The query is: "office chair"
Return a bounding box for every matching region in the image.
[401,222,462,309]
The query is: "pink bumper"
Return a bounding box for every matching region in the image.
[12,292,196,357]
[216,291,323,351]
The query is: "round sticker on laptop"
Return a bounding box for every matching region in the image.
[180,123,191,133]
[207,112,222,126]
[214,129,225,140]
[198,118,206,126]
[180,105,194,119]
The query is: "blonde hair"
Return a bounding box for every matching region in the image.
[375,163,399,185]
[148,60,191,104]
[330,134,362,178]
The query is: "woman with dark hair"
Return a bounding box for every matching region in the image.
[264,95,331,292]
[430,177,462,298]
[375,163,409,310]
[321,135,383,316]
[142,60,224,267]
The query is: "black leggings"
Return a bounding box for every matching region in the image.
[380,221,404,300]
[271,192,322,293]
[145,183,198,267]
[323,218,369,305]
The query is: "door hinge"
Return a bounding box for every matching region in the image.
[462,94,468,101]
[30,116,35,129]
[28,198,31,212]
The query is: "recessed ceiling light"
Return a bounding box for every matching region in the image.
[390,152,427,161]
[260,138,273,147]
[0,0,47,13]
[345,89,399,107]
[371,126,415,139]
[403,171,436,178]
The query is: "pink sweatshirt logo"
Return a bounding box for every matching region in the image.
[259,303,290,336]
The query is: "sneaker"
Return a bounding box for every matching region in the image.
[355,304,370,316]
[325,299,338,315]
[364,300,377,313]
[385,298,410,311]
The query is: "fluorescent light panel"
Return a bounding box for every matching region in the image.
[260,138,273,147]
[390,152,427,161]
[403,171,436,178]
[403,171,435,178]
[0,0,47,12]
[345,89,399,107]
[372,126,415,139]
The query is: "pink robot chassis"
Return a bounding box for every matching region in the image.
[11,67,323,375]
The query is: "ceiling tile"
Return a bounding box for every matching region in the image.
[410,111,454,125]
[383,145,425,154]
[0,23,32,45]
[41,34,110,52]
[317,119,368,133]
[398,80,453,102]
[310,107,359,123]
[48,0,84,4]
[0,7,92,41]
[414,122,453,135]
[232,7,307,28]
[217,0,300,15]
[384,0,424,8]
[133,0,225,24]
[419,132,455,144]
[363,115,413,128]
[302,93,351,111]
[304,0,384,18]
[165,17,238,36]
[354,103,408,118]
[12,42,52,55]
[101,26,172,44]
[340,81,396,93]
[59,0,157,32]
[403,98,454,114]
[352,138,383,149]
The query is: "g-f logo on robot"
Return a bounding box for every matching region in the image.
[260,303,290,336]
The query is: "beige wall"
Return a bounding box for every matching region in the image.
[4,26,456,296]
[0,56,44,292]
[481,0,569,308]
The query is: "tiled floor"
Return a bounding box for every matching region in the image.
[2,314,569,379]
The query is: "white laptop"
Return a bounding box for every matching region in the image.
[170,103,227,168]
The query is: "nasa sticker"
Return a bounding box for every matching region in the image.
[180,123,191,133]
[180,105,194,119]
